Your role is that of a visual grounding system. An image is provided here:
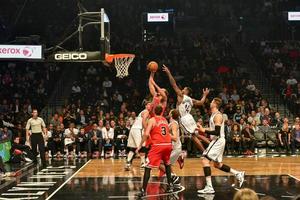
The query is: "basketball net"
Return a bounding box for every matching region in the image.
[105,54,135,78]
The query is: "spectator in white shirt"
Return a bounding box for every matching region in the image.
[101,122,115,157]
[286,75,298,86]
[64,123,78,157]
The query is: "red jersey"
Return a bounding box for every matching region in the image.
[150,116,171,145]
[150,96,166,117]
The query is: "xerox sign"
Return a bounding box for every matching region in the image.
[147,13,169,22]
[288,12,300,21]
[0,45,43,60]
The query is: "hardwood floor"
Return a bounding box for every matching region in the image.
[76,156,300,180]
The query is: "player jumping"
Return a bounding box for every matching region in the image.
[148,71,168,117]
[163,65,210,152]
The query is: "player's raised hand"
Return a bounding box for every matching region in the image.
[162,65,170,74]
[203,88,210,96]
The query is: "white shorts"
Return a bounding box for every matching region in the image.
[170,147,182,165]
[127,128,142,148]
[179,114,197,134]
[202,137,225,163]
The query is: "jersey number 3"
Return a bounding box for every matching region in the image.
[161,127,167,136]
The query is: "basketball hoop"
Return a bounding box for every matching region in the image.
[105,54,135,78]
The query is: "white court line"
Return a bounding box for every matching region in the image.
[46,159,91,200]
[281,195,295,198]
[287,174,300,181]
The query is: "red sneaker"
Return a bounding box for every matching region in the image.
[177,154,185,169]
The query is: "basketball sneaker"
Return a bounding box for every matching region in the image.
[172,175,180,185]
[135,188,146,198]
[236,171,245,187]
[166,183,174,193]
[177,155,185,169]
[197,185,215,194]
[124,162,131,171]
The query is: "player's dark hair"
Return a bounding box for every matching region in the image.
[154,105,163,115]
[213,97,222,108]
[170,109,179,121]
[186,87,193,95]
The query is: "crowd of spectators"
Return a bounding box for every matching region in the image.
[0,62,61,150]
[0,1,300,162]
[250,40,300,117]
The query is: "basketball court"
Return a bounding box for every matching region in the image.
[0,156,299,199]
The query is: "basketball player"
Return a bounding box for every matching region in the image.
[197,97,245,194]
[158,109,182,185]
[148,71,168,116]
[163,65,210,151]
[125,102,151,170]
[136,105,173,197]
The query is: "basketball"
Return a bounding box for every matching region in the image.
[147,61,158,72]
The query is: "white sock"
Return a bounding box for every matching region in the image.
[140,155,145,165]
[230,168,239,175]
[127,151,134,163]
[206,176,212,187]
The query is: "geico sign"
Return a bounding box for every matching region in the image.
[54,53,87,60]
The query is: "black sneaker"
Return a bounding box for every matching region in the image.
[166,184,174,193]
[135,189,146,199]
[172,175,180,185]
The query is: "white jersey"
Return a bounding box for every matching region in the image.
[169,120,182,150]
[178,95,193,117]
[178,95,197,134]
[131,110,146,130]
[209,111,225,140]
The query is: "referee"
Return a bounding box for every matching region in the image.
[26,109,47,167]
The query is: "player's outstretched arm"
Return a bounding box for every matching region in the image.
[151,78,167,101]
[149,72,157,97]
[162,65,182,97]
[193,88,210,106]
